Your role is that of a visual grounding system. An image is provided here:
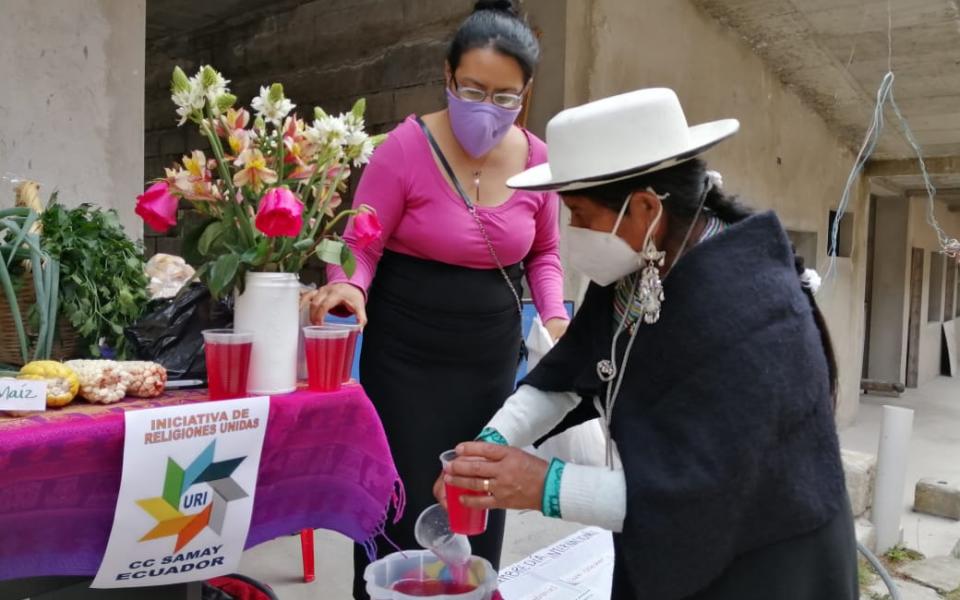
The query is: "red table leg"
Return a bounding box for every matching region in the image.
[300,529,315,583]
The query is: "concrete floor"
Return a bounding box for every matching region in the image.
[237,376,960,598]
[840,376,960,557]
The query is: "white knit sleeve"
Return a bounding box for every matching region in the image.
[559,463,627,533]
[485,385,581,448]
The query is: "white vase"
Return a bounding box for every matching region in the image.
[233,271,301,395]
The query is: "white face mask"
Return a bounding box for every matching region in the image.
[567,191,664,287]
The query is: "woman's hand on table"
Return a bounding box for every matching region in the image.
[442,442,549,512]
[302,283,367,325]
[544,318,569,341]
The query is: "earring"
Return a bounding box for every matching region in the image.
[637,239,665,324]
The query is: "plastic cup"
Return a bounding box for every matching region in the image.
[414,504,472,573]
[325,323,361,383]
[303,326,350,392]
[440,450,489,536]
[202,329,254,400]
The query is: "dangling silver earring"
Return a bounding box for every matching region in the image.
[637,191,666,324]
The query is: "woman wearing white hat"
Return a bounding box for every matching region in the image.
[438,88,858,598]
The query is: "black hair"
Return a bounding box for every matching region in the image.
[447,1,540,84]
[564,158,839,405]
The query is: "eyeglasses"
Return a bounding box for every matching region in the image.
[452,78,525,109]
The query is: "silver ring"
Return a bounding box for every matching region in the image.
[482,479,491,493]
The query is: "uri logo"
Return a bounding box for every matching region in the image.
[136,440,248,552]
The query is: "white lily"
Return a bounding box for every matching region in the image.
[352,138,375,167]
[313,114,349,147]
[172,77,205,126]
[252,84,295,125]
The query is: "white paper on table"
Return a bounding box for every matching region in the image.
[498,527,614,600]
[0,378,47,411]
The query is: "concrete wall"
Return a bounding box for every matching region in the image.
[866,196,909,383]
[0,0,146,237]
[560,0,870,424]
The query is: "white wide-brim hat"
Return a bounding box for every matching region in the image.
[508,88,739,192]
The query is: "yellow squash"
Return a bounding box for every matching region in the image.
[18,361,80,408]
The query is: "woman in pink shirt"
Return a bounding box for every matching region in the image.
[303,1,568,596]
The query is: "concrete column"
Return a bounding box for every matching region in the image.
[0,0,146,238]
[866,196,909,383]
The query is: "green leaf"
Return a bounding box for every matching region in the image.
[208,253,240,299]
[171,66,191,94]
[370,133,389,148]
[351,98,366,120]
[238,237,269,266]
[340,245,357,278]
[314,107,327,121]
[198,221,225,256]
[181,217,215,266]
[0,252,29,363]
[316,239,344,265]
[0,207,30,219]
[36,202,147,356]
[4,210,38,268]
[293,238,314,251]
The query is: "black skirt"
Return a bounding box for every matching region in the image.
[352,250,523,599]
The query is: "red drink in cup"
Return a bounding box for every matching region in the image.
[440,449,489,535]
[303,326,349,392]
[326,324,360,383]
[202,329,253,400]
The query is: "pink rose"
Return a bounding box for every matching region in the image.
[255,187,303,238]
[135,182,179,233]
[353,210,382,250]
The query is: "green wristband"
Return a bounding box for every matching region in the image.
[476,427,509,446]
[541,458,566,518]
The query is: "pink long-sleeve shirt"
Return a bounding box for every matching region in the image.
[327,115,568,322]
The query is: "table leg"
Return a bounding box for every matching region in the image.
[300,528,316,583]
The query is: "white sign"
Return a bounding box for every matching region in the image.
[498,527,615,600]
[0,378,47,411]
[93,397,270,588]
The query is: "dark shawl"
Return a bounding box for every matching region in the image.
[522,212,848,599]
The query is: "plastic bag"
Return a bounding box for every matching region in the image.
[124,282,232,379]
[145,253,196,300]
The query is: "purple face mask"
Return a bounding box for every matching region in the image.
[446,89,522,158]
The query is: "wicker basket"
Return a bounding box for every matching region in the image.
[0,277,81,366]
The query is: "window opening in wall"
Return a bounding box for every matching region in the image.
[929,252,945,323]
[786,230,818,269]
[956,265,960,318]
[826,211,854,257]
[945,263,957,322]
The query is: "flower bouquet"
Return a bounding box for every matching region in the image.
[136,65,385,393]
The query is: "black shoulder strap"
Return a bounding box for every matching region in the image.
[416,116,474,209]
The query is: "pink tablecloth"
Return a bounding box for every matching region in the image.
[0,385,403,581]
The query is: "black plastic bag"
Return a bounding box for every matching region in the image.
[124,282,232,379]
